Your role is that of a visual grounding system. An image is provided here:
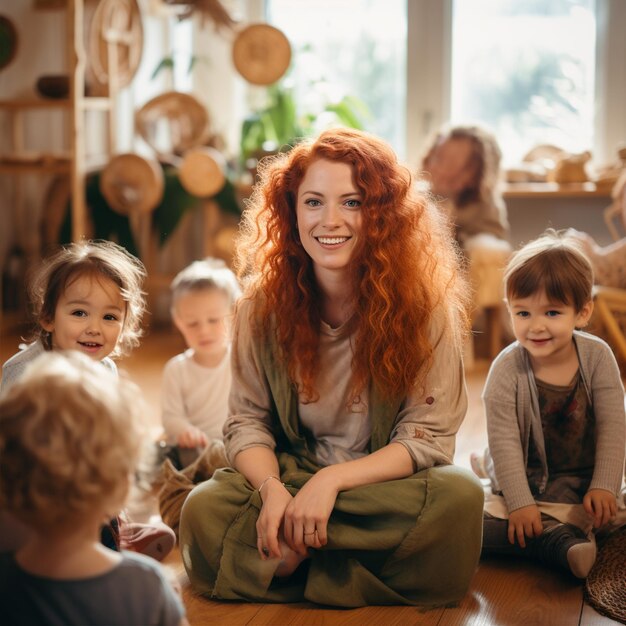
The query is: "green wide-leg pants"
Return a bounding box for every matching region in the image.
[179,462,483,608]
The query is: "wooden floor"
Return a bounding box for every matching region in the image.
[0,318,619,626]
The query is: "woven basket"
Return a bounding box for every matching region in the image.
[135,91,210,157]
[100,154,164,215]
[232,23,291,86]
[88,0,143,88]
[584,526,626,624]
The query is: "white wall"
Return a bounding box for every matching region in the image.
[506,196,612,250]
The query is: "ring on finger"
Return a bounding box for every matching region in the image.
[262,547,270,557]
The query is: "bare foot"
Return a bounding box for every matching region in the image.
[274,538,310,578]
[470,452,488,479]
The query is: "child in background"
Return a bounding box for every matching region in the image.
[476,230,626,578]
[0,239,175,560]
[0,351,187,626]
[157,258,241,534]
[421,124,509,248]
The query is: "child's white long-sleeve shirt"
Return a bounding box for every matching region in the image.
[161,347,231,442]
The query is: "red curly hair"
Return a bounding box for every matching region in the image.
[235,128,469,402]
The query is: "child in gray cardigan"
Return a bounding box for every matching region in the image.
[475,230,625,578]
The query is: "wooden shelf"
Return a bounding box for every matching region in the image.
[0,98,72,110]
[0,0,116,244]
[0,161,71,174]
[0,97,112,111]
[503,181,612,199]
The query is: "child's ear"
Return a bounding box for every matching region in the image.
[171,310,184,333]
[40,318,54,332]
[576,300,594,328]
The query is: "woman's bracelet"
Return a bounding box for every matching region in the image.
[258,474,285,495]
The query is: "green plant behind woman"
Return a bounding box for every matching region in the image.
[240,82,371,173]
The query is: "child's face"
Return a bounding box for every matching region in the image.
[173,289,231,365]
[42,274,125,361]
[426,137,476,200]
[507,290,593,366]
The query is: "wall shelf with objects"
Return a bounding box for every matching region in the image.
[0,0,143,329]
[503,185,613,251]
[502,182,613,199]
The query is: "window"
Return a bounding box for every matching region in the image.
[407,0,625,169]
[450,0,596,166]
[243,2,624,169]
[266,0,407,156]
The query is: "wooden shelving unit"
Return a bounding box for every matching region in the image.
[0,0,117,250]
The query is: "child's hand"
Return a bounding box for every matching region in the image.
[583,489,617,528]
[177,426,209,449]
[508,504,543,548]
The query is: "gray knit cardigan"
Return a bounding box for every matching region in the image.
[482,331,626,513]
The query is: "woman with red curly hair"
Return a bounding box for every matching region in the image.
[179,128,484,607]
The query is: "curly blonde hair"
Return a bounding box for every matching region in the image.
[29,240,146,357]
[0,351,146,529]
[235,128,470,402]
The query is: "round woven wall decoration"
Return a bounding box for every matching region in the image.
[100,153,164,215]
[135,91,210,157]
[179,147,226,198]
[232,23,291,86]
[584,527,626,624]
[88,0,143,88]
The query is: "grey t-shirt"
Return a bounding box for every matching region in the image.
[0,550,184,626]
[0,340,118,395]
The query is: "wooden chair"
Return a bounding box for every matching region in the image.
[603,170,626,240]
[593,285,626,364]
[464,234,512,369]
[591,172,626,366]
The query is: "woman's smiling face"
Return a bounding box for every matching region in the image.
[296,159,363,287]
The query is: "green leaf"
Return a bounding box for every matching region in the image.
[151,57,175,80]
[187,55,209,74]
[267,86,298,146]
[241,116,267,162]
[325,95,371,130]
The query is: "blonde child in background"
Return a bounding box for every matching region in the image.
[0,239,175,560]
[475,230,626,579]
[0,351,187,626]
[157,258,241,535]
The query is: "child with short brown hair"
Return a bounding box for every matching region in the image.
[477,229,626,578]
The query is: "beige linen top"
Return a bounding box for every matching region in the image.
[224,298,468,470]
